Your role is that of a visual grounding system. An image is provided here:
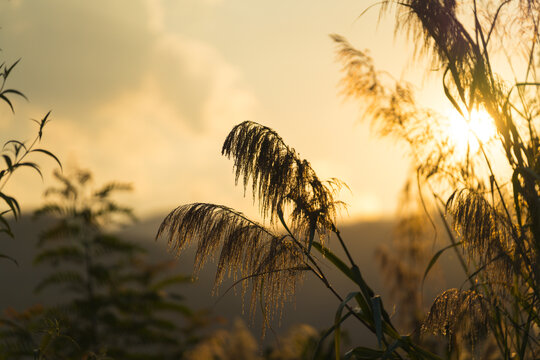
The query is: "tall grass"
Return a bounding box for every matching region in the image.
[157,121,440,359]
[157,1,540,358]
[334,0,540,358]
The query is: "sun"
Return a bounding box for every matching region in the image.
[446,108,498,156]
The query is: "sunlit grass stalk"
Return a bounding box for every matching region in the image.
[334,1,540,357]
[158,120,440,359]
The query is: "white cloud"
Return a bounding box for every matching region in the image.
[150,33,257,132]
[0,0,256,130]
[0,0,259,216]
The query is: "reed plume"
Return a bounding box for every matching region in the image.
[332,33,473,192]
[157,203,307,322]
[446,189,517,285]
[422,288,489,344]
[222,120,345,246]
[157,121,347,325]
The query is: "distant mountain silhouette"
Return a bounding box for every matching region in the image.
[0,213,465,347]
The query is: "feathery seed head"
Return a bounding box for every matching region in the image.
[156,203,307,328]
[422,288,489,343]
[447,189,516,285]
[222,121,344,244]
[157,121,346,330]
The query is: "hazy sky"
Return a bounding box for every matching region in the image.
[0,0,443,222]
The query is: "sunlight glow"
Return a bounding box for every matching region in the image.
[446,108,498,156]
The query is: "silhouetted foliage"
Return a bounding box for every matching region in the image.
[159,1,540,359]
[336,0,540,358]
[0,58,61,263]
[0,168,205,359]
[158,121,439,359]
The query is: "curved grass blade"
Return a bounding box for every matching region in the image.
[381,337,403,360]
[2,155,12,170]
[335,291,361,360]
[3,140,27,151]
[15,162,43,180]
[422,242,462,286]
[371,295,383,347]
[0,192,21,219]
[31,149,63,171]
[1,89,27,101]
[313,310,354,360]
[311,241,355,284]
[0,93,14,112]
[0,253,18,266]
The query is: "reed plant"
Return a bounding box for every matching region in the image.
[157,1,540,358]
[334,0,540,358]
[157,121,440,359]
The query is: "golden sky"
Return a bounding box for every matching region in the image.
[0,0,443,222]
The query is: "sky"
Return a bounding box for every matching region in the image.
[0,0,443,222]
